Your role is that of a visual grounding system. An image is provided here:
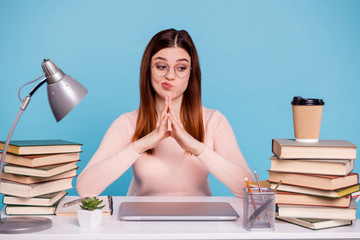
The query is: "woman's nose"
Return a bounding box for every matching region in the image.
[165,67,176,80]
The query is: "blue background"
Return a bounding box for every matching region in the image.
[0,0,359,217]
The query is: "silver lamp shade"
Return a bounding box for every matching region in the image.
[42,59,88,122]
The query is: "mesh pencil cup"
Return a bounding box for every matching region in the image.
[243,188,276,231]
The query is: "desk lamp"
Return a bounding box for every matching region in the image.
[0,59,88,234]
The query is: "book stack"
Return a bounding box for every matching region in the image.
[269,138,359,230]
[0,139,82,215]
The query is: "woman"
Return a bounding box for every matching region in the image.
[76,29,254,197]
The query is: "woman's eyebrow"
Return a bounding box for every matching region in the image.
[177,58,190,63]
[153,56,167,61]
[153,57,190,63]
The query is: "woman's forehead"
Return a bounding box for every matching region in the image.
[152,47,191,63]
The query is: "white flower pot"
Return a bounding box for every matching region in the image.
[77,209,102,228]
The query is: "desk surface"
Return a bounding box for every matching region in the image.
[1,196,359,240]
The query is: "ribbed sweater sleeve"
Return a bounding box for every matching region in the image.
[197,110,255,197]
[76,114,141,197]
[76,108,254,197]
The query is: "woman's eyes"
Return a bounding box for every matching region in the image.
[155,64,168,70]
[176,65,188,72]
[154,63,189,71]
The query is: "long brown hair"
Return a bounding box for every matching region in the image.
[132,28,204,154]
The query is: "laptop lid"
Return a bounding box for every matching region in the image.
[119,201,239,221]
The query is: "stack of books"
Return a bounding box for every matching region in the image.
[0,139,82,215]
[269,138,359,230]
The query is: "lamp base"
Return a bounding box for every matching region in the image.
[0,217,53,234]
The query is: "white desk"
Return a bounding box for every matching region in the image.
[1,196,359,240]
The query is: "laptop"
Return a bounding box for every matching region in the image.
[119,201,239,221]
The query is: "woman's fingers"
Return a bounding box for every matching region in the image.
[160,111,169,132]
[157,96,170,132]
[160,96,170,120]
[167,96,182,131]
[167,110,204,155]
[167,112,186,139]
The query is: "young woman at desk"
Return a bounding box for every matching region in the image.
[76,29,254,197]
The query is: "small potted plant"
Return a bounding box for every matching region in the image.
[77,197,105,228]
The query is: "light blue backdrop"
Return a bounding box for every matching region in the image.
[0,0,359,217]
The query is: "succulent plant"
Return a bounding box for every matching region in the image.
[79,197,105,211]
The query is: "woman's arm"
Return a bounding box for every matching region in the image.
[168,105,254,197]
[77,100,172,197]
[196,110,255,197]
[76,114,141,197]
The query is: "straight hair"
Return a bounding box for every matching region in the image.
[132,29,204,154]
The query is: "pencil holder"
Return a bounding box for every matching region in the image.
[243,188,276,231]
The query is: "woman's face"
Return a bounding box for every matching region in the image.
[150,47,191,101]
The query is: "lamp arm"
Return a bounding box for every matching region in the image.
[0,78,45,222]
[0,107,25,222]
[0,75,46,220]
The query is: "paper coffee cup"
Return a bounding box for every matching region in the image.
[291,96,324,142]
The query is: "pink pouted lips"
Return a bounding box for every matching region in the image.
[162,82,173,90]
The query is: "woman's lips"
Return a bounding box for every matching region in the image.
[162,82,173,90]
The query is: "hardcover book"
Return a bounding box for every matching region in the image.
[270,156,354,176]
[0,139,82,155]
[268,171,359,191]
[55,195,113,216]
[3,161,79,178]
[3,190,67,206]
[1,152,80,167]
[275,191,351,208]
[276,216,352,230]
[0,178,73,198]
[270,183,359,198]
[5,204,59,215]
[1,169,77,185]
[277,198,358,220]
[272,139,357,159]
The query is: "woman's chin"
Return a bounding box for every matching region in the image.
[159,91,175,99]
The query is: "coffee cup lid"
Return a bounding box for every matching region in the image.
[291,96,324,105]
